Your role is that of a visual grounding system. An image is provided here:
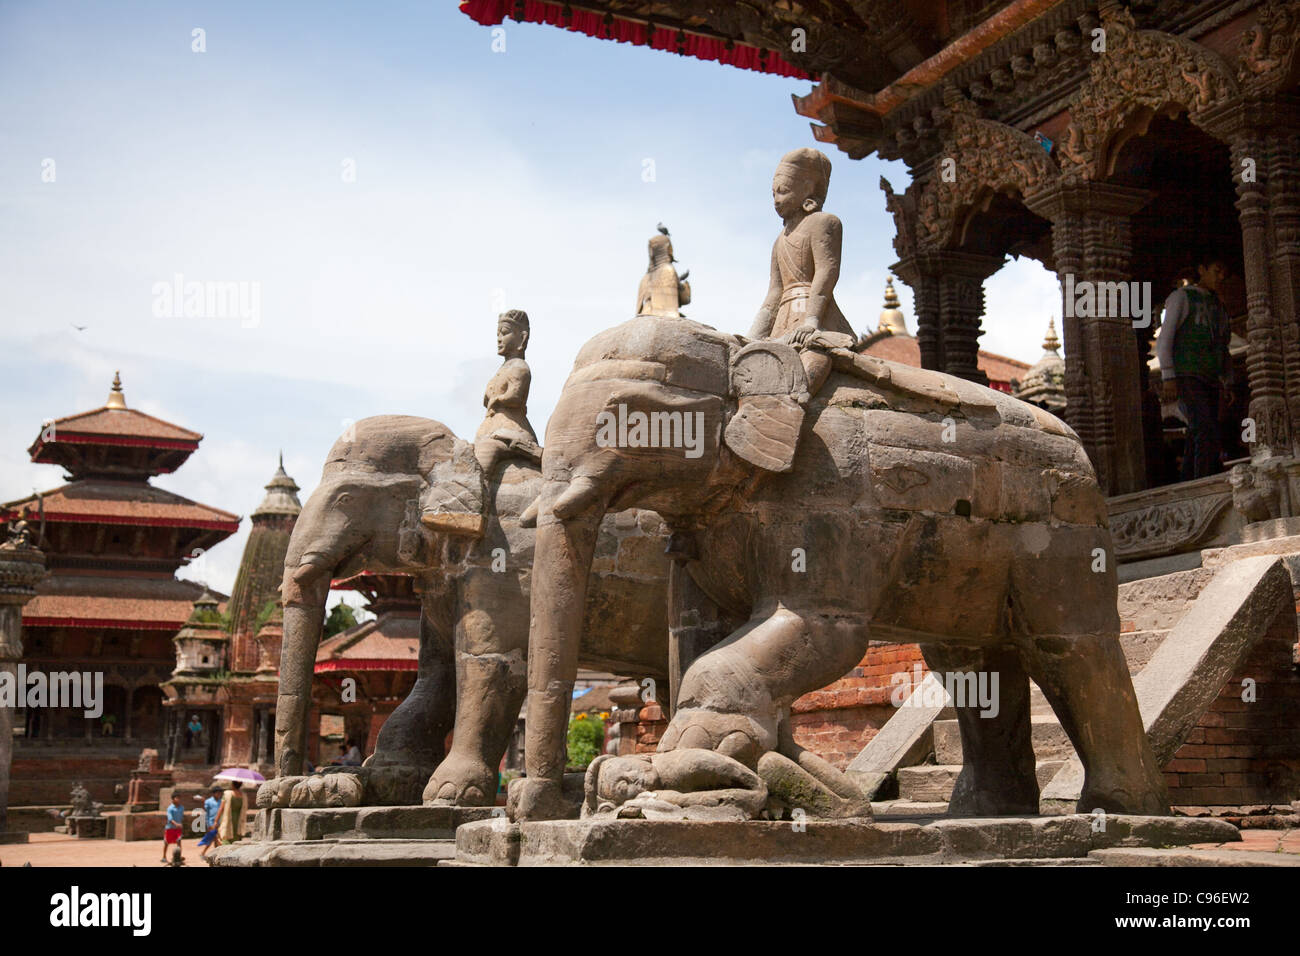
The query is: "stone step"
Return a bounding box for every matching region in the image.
[898,765,962,803]
[1089,847,1300,867]
[454,815,1241,866]
[933,716,1077,765]
[899,758,1068,804]
[1117,566,1215,633]
[255,805,497,842]
[208,838,457,867]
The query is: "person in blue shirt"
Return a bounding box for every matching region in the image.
[162,794,185,864]
[198,785,223,858]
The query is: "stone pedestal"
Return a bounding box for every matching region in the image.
[454,814,1244,867]
[0,539,45,841]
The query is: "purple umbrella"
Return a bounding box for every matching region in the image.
[213,768,265,784]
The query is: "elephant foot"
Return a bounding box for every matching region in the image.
[758,751,872,820]
[256,765,426,809]
[423,753,498,807]
[1078,779,1170,817]
[946,766,1039,817]
[507,777,575,822]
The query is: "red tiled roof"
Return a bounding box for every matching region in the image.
[858,333,1029,388]
[22,576,227,630]
[2,481,240,532]
[459,0,815,80]
[40,406,201,443]
[315,614,420,672]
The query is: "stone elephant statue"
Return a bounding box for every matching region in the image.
[510,316,1170,822]
[267,414,670,809]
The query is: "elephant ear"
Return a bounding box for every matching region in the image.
[724,342,810,474]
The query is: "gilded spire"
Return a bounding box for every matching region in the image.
[1042,318,1060,354]
[878,277,908,335]
[105,371,127,410]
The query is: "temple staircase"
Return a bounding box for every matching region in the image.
[855,553,1294,815]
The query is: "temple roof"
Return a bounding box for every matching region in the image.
[856,322,1029,392]
[28,373,204,479]
[315,608,420,673]
[22,575,227,631]
[2,481,240,533]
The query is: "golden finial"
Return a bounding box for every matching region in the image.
[105,371,127,410]
[1042,318,1060,354]
[878,277,908,335]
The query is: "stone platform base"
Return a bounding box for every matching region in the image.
[0,832,30,845]
[208,805,497,867]
[454,814,1242,866]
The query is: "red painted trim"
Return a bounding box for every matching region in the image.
[0,510,239,532]
[459,0,815,80]
[32,432,199,452]
[314,659,419,673]
[22,616,187,630]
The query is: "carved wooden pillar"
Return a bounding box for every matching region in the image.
[937,251,1002,385]
[894,250,1000,381]
[1264,102,1300,458]
[1029,183,1153,495]
[892,253,942,370]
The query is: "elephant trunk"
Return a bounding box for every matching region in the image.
[274,570,330,776]
[514,486,603,820]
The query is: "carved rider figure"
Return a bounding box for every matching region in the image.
[747,147,855,396]
[635,225,690,318]
[421,310,540,537]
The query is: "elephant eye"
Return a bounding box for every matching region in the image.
[335,492,353,506]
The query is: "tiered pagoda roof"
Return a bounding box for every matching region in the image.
[3,373,237,635]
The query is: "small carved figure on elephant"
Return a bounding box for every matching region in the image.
[510,312,1169,824]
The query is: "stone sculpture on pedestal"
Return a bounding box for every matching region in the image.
[508,148,1170,825]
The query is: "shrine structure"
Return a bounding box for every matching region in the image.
[0,374,239,804]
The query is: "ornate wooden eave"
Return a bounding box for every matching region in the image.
[459,0,947,87]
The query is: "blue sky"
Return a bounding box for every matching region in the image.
[0,0,1060,596]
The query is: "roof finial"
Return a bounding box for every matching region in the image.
[105,371,127,410]
[878,277,908,335]
[1042,318,1060,354]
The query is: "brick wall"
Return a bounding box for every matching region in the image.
[10,753,138,806]
[1164,612,1300,807]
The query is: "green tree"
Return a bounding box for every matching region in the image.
[566,713,606,770]
[323,603,359,638]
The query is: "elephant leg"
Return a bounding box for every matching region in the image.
[662,604,867,769]
[1013,631,1168,815]
[426,568,529,807]
[366,609,455,777]
[918,641,1038,816]
[1008,525,1168,815]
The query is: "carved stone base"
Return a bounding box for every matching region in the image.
[0,832,29,844]
[453,814,1240,866]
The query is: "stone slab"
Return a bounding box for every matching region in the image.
[256,804,496,842]
[845,672,946,796]
[0,832,30,844]
[454,814,1240,866]
[207,838,457,867]
[1090,847,1300,867]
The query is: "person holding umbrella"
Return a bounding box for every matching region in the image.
[211,768,264,846]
